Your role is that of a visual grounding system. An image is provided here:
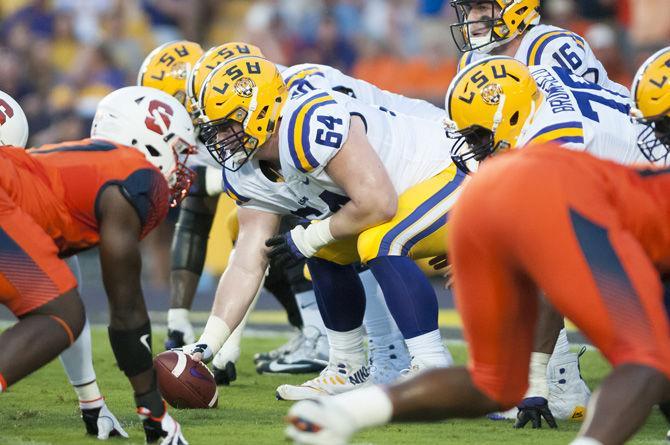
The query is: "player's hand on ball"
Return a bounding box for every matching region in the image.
[265,228,308,267]
[513,397,557,429]
[178,342,213,363]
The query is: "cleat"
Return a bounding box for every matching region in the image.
[213,361,237,386]
[368,334,411,384]
[285,398,356,445]
[257,326,328,375]
[547,347,591,420]
[254,330,305,364]
[276,360,370,401]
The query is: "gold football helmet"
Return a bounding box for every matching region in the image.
[186,42,264,118]
[450,0,540,53]
[198,55,286,170]
[630,47,670,163]
[445,56,542,173]
[137,40,203,105]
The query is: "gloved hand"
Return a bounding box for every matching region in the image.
[138,404,189,445]
[513,397,558,429]
[81,402,130,440]
[178,342,214,363]
[266,229,309,268]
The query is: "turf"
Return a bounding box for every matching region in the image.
[0,328,666,444]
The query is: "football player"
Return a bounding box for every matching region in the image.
[139,41,331,381]
[184,43,449,381]
[184,55,460,401]
[630,47,670,165]
[451,1,631,423]
[0,86,196,444]
[446,56,647,423]
[0,90,127,440]
[451,0,629,96]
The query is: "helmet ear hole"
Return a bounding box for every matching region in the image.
[509,111,519,126]
[145,144,161,157]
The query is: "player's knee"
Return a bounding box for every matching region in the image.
[39,288,86,345]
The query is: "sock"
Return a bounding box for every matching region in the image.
[326,326,366,364]
[0,373,6,392]
[569,438,603,445]
[553,328,570,356]
[60,319,96,385]
[295,289,327,336]
[332,385,393,429]
[74,380,104,409]
[405,330,452,367]
[361,271,401,340]
[135,387,164,417]
[368,256,438,339]
[167,308,191,332]
[308,258,365,331]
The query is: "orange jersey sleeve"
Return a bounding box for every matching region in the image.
[0,139,169,255]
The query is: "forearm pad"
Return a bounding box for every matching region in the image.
[108,321,153,378]
[170,205,214,274]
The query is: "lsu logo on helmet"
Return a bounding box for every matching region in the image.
[444,56,541,173]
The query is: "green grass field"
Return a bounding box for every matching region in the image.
[0,328,666,445]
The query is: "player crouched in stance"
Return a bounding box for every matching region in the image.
[0,85,196,444]
[284,49,670,445]
[0,91,128,439]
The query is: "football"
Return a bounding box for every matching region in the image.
[154,350,219,409]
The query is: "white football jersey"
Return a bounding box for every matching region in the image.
[516,65,646,165]
[222,89,455,219]
[281,63,445,122]
[276,89,455,218]
[459,24,630,97]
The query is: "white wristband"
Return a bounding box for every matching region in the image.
[198,315,231,356]
[524,352,550,399]
[205,167,224,196]
[292,217,335,257]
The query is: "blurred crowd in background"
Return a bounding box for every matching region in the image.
[1,0,667,292]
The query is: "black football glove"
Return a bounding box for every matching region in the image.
[514,397,558,429]
[265,231,308,268]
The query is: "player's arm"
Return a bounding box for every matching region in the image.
[189,206,282,360]
[325,116,398,238]
[265,116,396,266]
[97,184,167,414]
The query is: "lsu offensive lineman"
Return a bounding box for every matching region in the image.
[183,54,461,400]
[449,0,635,427]
[154,40,458,384]
[139,41,334,383]
[445,55,652,424]
[451,0,630,96]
